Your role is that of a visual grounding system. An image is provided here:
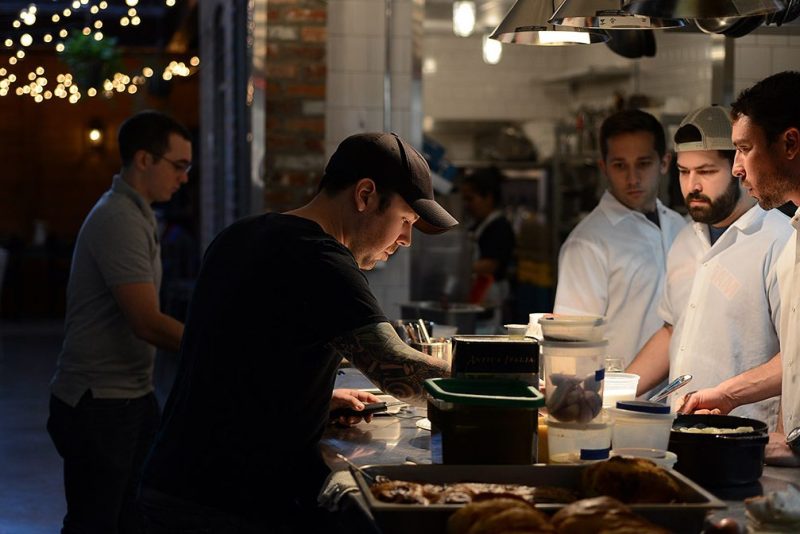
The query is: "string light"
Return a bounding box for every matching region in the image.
[2,0,192,102]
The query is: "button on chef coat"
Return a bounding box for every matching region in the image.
[555,191,686,366]
[776,207,800,434]
[659,206,790,430]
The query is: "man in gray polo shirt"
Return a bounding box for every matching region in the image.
[47,110,190,534]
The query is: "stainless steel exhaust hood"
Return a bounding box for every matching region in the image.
[490,0,610,45]
[624,0,785,19]
[549,0,686,28]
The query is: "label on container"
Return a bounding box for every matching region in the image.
[594,368,605,382]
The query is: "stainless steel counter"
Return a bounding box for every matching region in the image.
[323,368,800,532]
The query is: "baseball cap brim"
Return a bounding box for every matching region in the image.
[411,198,459,235]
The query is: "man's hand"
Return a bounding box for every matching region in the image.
[677,387,737,415]
[330,389,380,427]
[765,432,800,467]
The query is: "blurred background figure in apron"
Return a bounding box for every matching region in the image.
[460,167,516,333]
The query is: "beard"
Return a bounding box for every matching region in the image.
[685,178,741,225]
[750,169,795,210]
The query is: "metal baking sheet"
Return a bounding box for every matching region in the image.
[352,464,726,534]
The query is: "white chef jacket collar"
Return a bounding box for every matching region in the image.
[691,204,767,245]
[598,190,667,227]
[791,206,800,229]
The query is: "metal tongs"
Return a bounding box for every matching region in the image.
[648,374,692,403]
[336,453,376,484]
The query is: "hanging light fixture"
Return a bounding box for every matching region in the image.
[482,34,503,63]
[453,1,477,37]
[549,0,686,29]
[624,0,784,19]
[490,0,609,46]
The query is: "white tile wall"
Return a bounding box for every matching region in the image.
[326,0,422,319]
[735,43,774,81]
[734,29,800,98]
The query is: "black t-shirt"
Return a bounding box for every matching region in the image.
[142,213,386,519]
[474,215,516,281]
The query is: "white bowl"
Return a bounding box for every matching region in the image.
[538,314,606,341]
[610,448,678,469]
[504,323,529,338]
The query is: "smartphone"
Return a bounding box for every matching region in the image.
[330,401,388,420]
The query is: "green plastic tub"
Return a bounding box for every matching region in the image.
[424,378,545,465]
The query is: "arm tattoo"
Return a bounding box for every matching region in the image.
[328,322,449,403]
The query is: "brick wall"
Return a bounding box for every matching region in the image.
[263,0,327,212]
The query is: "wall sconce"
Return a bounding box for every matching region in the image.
[453,1,477,37]
[87,120,105,150]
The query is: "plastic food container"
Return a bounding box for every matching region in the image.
[540,339,607,423]
[547,411,613,464]
[609,400,677,450]
[603,373,640,408]
[611,448,678,469]
[424,378,544,465]
[538,315,606,341]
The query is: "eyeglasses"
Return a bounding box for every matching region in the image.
[152,152,192,174]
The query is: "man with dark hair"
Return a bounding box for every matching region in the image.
[139,132,458,532]
[627,106,790,429]
[555,109,685,367]
[680,71,800,465]
[48,110,191,533]
[461,167,516,331]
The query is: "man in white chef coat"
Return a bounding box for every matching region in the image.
[554,109,685,367]
[679,71,800,465]
[627,105,791,430]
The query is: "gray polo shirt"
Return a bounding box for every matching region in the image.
[51,176,162,406]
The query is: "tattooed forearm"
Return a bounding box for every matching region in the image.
[328,322,450,403]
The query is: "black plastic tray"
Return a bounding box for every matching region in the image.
[352,464,725,534]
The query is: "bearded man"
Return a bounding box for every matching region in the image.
[627,106,791,429]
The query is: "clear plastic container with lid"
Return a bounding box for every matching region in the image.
[603,372,640,408]
[540,339,607,423]
[609,400,677,450]
[547,411,613,464]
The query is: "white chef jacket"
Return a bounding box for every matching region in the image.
[555,191,686,366]
[776,207,800,435]
[659,206,790,429]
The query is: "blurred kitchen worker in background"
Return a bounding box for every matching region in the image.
[627,105,790,430]
[680,71,800,466]
[139,132,459,532]
[555,109,686,367]
[461,166,516,332]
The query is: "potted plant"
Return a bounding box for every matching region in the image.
[60,30,123,89]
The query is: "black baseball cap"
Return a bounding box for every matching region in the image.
[324,132,459,234]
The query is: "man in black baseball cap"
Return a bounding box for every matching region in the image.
[321,131,458,234]
[140,132,455,532]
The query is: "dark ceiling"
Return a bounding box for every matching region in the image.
[0,0,197,52]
